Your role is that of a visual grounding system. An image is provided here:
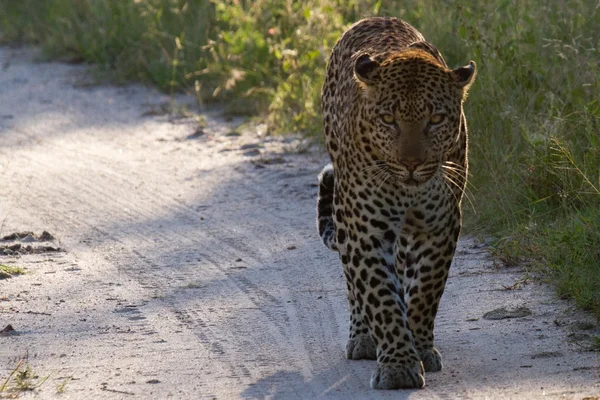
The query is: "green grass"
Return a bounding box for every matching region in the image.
[0,264,24,279]
[1,0,599,317]
[0,359,51,397]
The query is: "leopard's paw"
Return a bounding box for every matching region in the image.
[419,347,442,372]
[370,362,425,390]
[346,335,377,360]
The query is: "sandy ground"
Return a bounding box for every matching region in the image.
[0,47,599,400]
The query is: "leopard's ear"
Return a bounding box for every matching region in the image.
[408,41,447,67]
[354,54,380,85]
[451,61,477,92]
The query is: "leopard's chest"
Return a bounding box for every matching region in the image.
[334,172,454,253]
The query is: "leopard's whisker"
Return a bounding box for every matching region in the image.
[442,174,466,209]
[358,164,388,192]
[441,163,476,193]
[442,178,462,208]
[443,170,475,211]
[374,168,391,194]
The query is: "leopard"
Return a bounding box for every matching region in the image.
[316,17,476,390]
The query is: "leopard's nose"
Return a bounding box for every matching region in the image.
[400,158,424,172]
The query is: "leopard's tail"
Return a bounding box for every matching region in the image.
[317,163,338,252]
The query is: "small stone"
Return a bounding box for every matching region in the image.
[20,234,37,243]
[39,231,55,241]
[186,128,204,140]
[243,149,260,157]
[483,306,532,320]
[42,246,61,252]
[1,233,19,241]
[0,324,15,336]
[531,351,564,359]
[571,321,596,331]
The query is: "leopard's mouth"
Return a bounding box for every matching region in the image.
[384,163,423,186]
[381,161,437,188]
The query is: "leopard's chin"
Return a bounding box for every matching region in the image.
[399,175,434,189]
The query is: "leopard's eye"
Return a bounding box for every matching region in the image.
[381,114,395,125]
[429,114,446,125]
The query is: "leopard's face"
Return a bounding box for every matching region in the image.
[353,50,475,187]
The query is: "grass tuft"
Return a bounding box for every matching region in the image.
[55,376,71,394]
[0,264,25,280]
[0,359,51,397]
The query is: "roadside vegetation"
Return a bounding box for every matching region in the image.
[0,0,598,317]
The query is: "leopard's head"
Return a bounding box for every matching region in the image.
[353,47,476,187]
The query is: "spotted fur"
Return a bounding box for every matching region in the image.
[317,17,476,390]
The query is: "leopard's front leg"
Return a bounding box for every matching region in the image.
[400,208,461,372]
[343,274,377,360]
[341,244,425,389]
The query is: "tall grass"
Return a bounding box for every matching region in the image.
[1,0,599,317]
[0,0,215,91]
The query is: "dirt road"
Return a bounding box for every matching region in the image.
[1,47,599,399]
